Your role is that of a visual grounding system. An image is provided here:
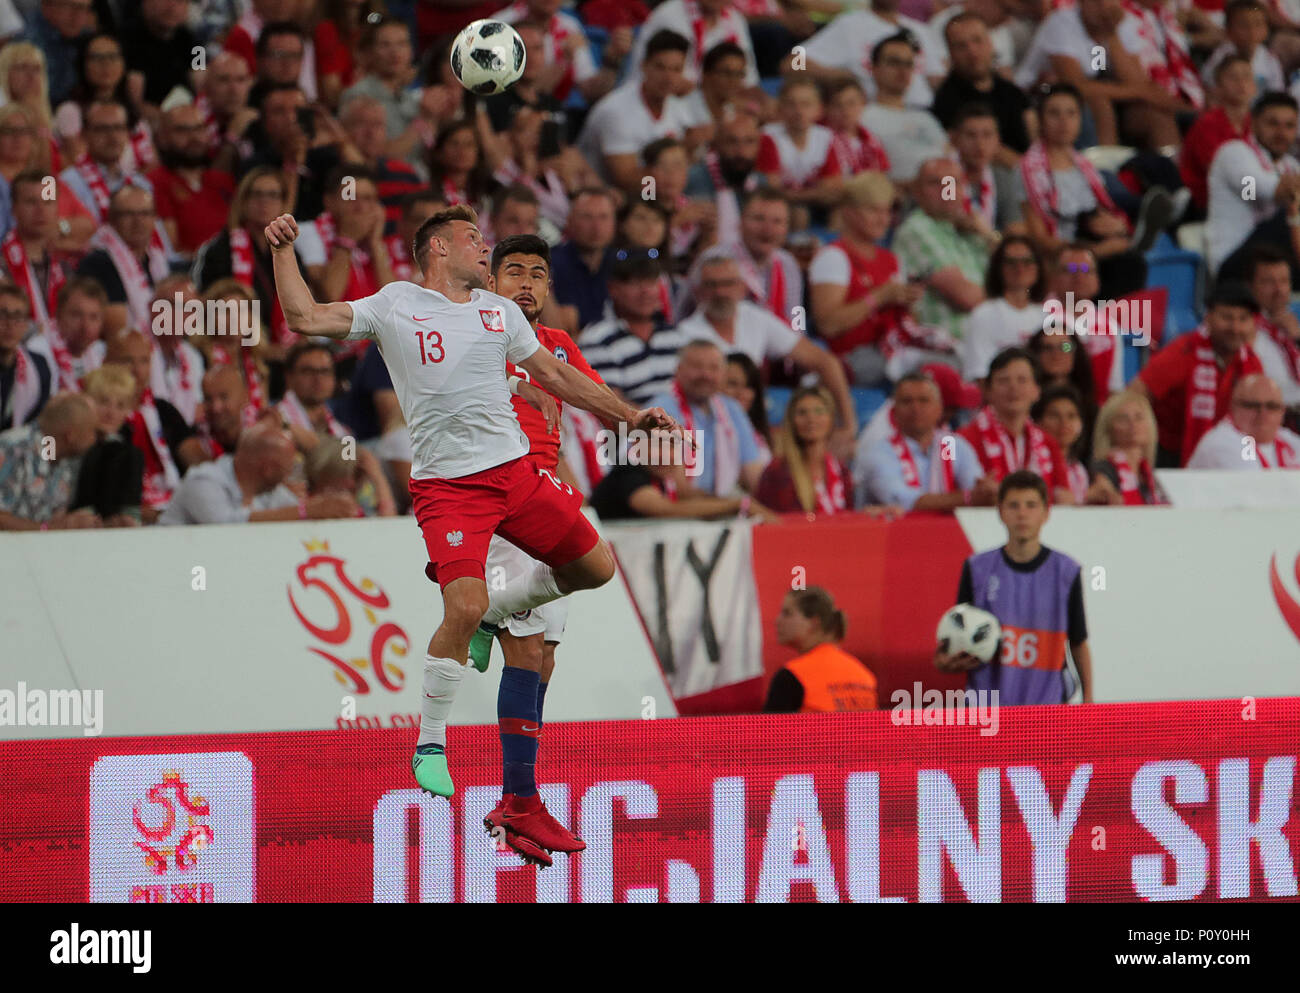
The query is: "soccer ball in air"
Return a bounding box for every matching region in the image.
[935,604,1002,663]
[450,20,526,95]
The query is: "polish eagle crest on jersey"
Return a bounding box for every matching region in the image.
[479,309,505,332]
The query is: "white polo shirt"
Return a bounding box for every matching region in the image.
[677,299,802,367]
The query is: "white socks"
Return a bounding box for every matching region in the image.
[483,560,563,626]
[417,655,464,747]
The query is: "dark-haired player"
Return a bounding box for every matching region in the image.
[264,205,683,858]
[934,470,1094,705]
[472,233,618,866]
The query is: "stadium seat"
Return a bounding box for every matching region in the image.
[852,387,888,426]
[766,385,792,425]
[1145,246,1202,342]
[1081,145,1136,173]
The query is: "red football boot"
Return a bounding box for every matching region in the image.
[493,793,586,854]
[484,796,552,867]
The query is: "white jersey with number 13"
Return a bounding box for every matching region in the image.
[346,281,541,480]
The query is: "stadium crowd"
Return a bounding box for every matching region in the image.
[2,0,1300,533]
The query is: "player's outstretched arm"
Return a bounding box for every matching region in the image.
[265,213,356,340]
[518,348,683,435]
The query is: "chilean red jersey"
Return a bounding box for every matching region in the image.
[506,323,604,471]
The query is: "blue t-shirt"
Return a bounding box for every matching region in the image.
[549,241,614,331]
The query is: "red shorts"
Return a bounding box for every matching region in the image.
[409,457,598,586]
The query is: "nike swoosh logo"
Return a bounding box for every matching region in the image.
[521,725,539,732]
[425,693,446,699]
[412,315,436,321]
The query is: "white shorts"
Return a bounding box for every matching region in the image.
[486,533,569,642]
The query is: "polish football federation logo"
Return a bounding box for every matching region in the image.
[133,770,213,875]
[554,346,569,363]
[287,539,411,696]
[480,309,505,332]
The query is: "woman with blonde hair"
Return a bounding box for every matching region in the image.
[755,385,854,515]
[193,167,296,352]
[1089,390,1169,505]
[0,42,56,170]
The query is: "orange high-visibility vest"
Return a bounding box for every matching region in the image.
[783,643,878,712]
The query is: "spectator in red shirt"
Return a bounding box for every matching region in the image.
[1179,54,1254,215]
[1130,281,1263,466]
[148,101,236,260]
[313,0,385,109]
[959,346,1076,504]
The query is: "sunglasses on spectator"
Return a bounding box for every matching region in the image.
[1233,399,1285,412]
[1064,262,1093,274]
[615,248,660,261]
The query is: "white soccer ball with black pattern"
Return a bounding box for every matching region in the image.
[935,604,1002,664]
[450,19,526,95]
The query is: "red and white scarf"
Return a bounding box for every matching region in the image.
[1020,140,1123,239]
[1257,314,1300,384]
[2,231,65,336]
[685,0,740,77]
[734,241,787,325]
[229,226,291,345]
[1182,326,1263,465]
[1066,459,1089,504]
[829,125,890,177]
[386,234,413,281]
[962,166,996,228]
[130,390,182,508]
[3,347,43,427]
[1257,433,1300,468]
[704,150,758,245]
[211,341,268,416]
[150,342,199,424]
[560,406,608,497]
[129,121,156,171]
[74,155,116,220]
[1120,0,1205,109]
[494,157,571,231]
[502,2,580,101]
[673,381,741,495]
[1108,450,1164,504]
[279,389,346,438]
[812,453,847,514]
[92,223,170,333]
[971,406,1057,478]
[890,428,957,495]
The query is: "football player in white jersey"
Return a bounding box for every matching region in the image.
[265,205,683,859]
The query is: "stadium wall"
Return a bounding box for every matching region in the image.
[0,515,676,740]
[1,700,1296,903]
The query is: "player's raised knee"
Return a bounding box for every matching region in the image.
[442,584,489,637]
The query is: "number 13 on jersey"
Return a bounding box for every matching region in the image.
[415,330,445,364]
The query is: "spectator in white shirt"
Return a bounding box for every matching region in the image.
[757,77,841,211]
[1200,1,1284,95]
[1208,91,1300,281]
[680,40,751,137]
[1187,373,1300,468]
[160,419,358,525]
[628,0,761,90]
[1245,244,1300,407]
[577,30,701,194]
[793,0,945,108]
[680,249,857,445]
[861,33,951,184]
[963,235,1047,382]
[493,0,628,106]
